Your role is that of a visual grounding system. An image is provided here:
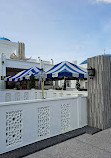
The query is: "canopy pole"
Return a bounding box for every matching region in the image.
[41,78,44,99]
[63,76,66,90]
[41,68,45,99]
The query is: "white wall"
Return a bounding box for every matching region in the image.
[57,79,87,89]
[0,39,18,59]
[0,89,88,102]
[6,59,41,69]
[0,95,87,154]
[71,80,76,88]
[6,59,53,70]
[80,80,87,89]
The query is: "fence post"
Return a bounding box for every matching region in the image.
[77,94,83,128]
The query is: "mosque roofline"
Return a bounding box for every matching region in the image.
[0,37,10,41]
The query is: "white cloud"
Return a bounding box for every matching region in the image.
[74,44,81,50]
[95,0,111,3]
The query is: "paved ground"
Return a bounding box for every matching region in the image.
[24,128,111,158]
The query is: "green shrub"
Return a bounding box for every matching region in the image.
[30,74,35,89]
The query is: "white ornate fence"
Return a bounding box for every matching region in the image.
[0,95,87,154]
[0,89,87,102]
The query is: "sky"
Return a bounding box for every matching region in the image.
[0,0,111,64]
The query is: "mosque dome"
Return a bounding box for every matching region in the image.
[80,54,111,65]
[0,37,10,41]
[80,60,87,65]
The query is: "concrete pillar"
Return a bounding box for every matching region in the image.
[20,43,22,59]
[21,43,23,59]
[23,43,25,59]
[0,53,6,89]
[18,42,20,59]
[88,56,111,129]
[18,42,25,59]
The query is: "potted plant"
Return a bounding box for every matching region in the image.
[30,74,35,89]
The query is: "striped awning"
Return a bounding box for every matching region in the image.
[5,67,42,81]
[45,61,87,78]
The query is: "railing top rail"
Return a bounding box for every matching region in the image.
[0,96,87,107]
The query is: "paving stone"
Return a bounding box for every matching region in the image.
[0,126,108,158]
[24,128,111,158]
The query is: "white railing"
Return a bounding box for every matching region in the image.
[0,89,87,102]
[0,95,87,154]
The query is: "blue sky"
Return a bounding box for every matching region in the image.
[0,0,111,64]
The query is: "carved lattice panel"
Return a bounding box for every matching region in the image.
[15,92,20,101]
[5,93,11,102]
[38,107,50,137]
[6,110,23,147]
[39,92,42,99]
[44,92,47,98]
[59,93,63,97]
[61,104,70,131]
[24,92,29,100]
[53,93,56,97]
[35,92,37,99]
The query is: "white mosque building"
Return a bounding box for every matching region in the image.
[0,36,89,90]
[0,37,53,89]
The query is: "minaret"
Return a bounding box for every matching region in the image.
[18,42,25,59]
[104,49,106,55]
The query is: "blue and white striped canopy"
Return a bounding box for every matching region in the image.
[5,67,41,81]
[46,61,87,78]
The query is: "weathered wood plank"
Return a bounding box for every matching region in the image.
[87,56,111,129]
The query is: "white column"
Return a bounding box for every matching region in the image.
[0,53,6,89]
